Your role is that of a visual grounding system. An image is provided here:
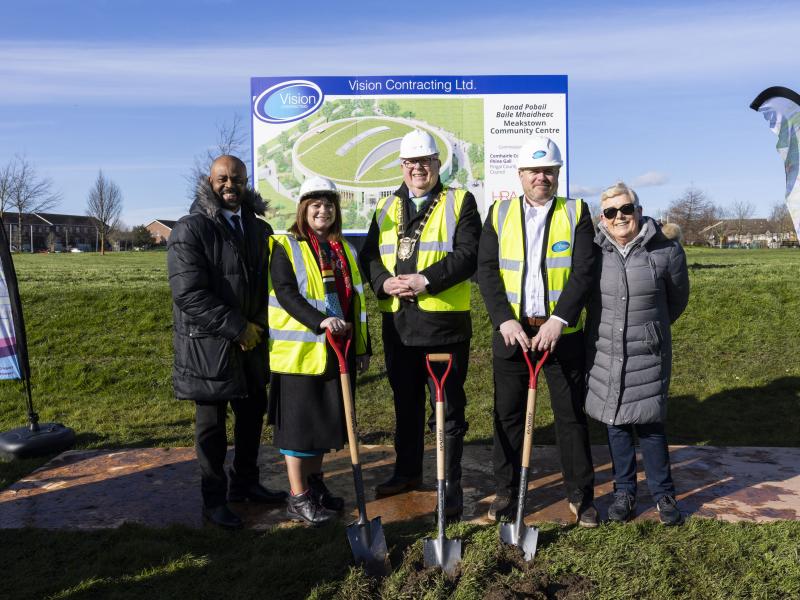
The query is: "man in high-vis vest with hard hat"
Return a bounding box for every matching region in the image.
[477,136,598,527]
[361,129,481,518]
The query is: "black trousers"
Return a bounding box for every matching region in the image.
[492,329,594,504]
[383,320,469,478]
[195,388,267,508]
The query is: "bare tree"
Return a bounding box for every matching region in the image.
[108,221,131,251]
[0,158,17,220]
[185,114,249,199]
[86,170,123,256]
[9,157,61,251]
[729,200,755,238]
[769,202,795,237]
[666,186,719,245]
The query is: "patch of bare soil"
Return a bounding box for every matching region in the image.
[483,545,595,600]
[394,554,461,598]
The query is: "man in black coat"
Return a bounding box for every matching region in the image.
[477,136,597,527]
[168,155,286,529]
[360,130,481,518]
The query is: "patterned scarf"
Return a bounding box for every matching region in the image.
[306,228,353,320]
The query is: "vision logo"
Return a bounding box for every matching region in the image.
[253,80,324,124]
[551,240,570,252]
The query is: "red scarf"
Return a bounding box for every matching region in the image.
[306,228,353,320]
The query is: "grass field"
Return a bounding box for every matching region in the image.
[1,248,799,599]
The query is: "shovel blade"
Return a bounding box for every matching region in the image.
[499,523,539,562]
[346,517,391,576]
[423,536,462,576]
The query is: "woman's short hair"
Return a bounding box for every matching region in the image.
[600,181,640,207]
[289,192,343,242]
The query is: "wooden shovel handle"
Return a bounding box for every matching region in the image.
[521,387,537,469]
[339,373,360,466]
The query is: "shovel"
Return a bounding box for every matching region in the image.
[423,353,462,577]
[326,328,390,576]
[499,347,549,561]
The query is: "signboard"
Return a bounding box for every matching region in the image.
[251,75,568,233]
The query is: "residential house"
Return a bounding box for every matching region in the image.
[146,220,177,245]
[1,212,102,252]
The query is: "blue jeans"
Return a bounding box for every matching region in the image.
[606,422,675,503]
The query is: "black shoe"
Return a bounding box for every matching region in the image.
[607,491,636,523]
[375,473,422,497]
[444,480,463,518]
[443,436,464,517]
[488,491,517,522]
[656,495,684,526]
[287,491,336,527]
[202,504,243,530]
[569,500,599,528]
[308,472,344,512]
[228,481,288,504]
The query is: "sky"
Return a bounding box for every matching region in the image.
[2,0,799,226]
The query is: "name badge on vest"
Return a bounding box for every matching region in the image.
[397,237,415,260]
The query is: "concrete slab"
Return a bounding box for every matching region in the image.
[1,444,798,530]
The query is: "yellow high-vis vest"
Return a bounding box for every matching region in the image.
[268,234,368,375]
[374,187,470,313]
[491,196,583,334]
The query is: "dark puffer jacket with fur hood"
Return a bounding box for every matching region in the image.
[167,178,272,401]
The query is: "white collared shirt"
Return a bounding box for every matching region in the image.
[522,196,552,317]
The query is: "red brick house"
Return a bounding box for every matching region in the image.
[145,220,177,245]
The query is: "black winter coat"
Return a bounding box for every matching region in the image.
[167,179,272,401]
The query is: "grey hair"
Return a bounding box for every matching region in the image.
[600,181,640,207]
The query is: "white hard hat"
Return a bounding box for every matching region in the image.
[516,136,563,169]
[399,129,439,159]
[298,176,339,202]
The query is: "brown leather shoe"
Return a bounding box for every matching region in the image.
[375,473,422,496]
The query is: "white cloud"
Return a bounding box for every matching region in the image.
[631,171,669,187]
[1,5,798,105]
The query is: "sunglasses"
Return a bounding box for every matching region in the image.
[602,203,637,219]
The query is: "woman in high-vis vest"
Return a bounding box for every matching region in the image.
[267,176,370,527]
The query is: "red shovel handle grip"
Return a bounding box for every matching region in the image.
[425,353,453,404]
[325,327,352,375]
[521,348,549,389]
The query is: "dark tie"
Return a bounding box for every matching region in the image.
[230,214,244,243]
[407,197,418,219]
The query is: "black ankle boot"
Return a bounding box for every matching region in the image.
[308,472,344,512]
[287,491,335,527]
[444,435,464,517]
